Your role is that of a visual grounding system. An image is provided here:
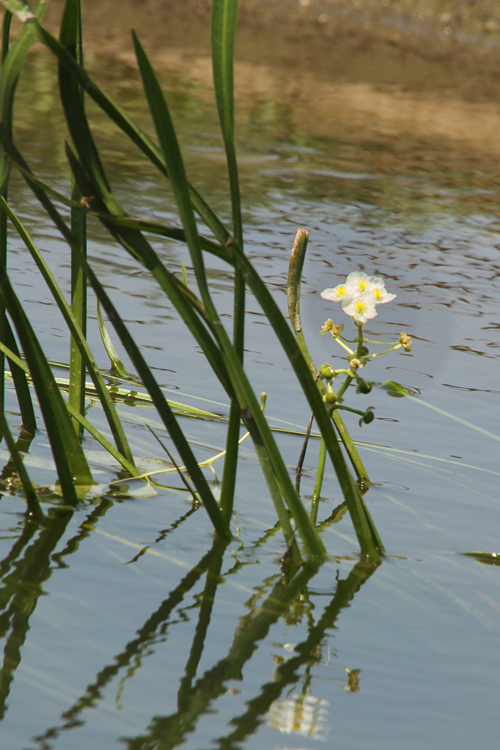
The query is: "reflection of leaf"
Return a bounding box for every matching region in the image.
[318,503,348,531]
[462,552,500,567]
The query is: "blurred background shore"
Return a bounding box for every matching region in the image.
[40,0,500,100]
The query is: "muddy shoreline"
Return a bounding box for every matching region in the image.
[37,0,500,103]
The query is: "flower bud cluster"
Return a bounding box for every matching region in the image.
[399,331,412,352]
[319,318,343,338]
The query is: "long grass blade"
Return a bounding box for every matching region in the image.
[59,0,87,436]
[0,8,10,431]
[65,402,139,478]
[0,1,51,429]
[133,33,326,560]
[211,0,244,521]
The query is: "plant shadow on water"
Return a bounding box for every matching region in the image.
[0,502,378,749]
[0,0,499,749]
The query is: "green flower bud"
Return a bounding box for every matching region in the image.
[319,318,335,334]
[349,358,361,372]
[324,392,338,405]
[359,407,375,426]
[357,380,372,394]
[319,364,334,380]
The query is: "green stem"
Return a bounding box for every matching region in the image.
[287,233,371,495]
[367,344,401,358]
[0,10,11,438]
[311,437,326,523]
[335,324,364,400]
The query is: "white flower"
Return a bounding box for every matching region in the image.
[320,282,353,304]
[321,272,374,305]
[345,271,370,295]
[321,271,396,325]
[365,276,397,305]
[342,294,378,325]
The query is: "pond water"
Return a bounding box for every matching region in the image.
[1,11,500,750]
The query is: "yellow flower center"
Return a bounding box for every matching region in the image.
[374,288,382,300]
[337,285,346,297]
[358,279,367,292]
[355,299,367,313]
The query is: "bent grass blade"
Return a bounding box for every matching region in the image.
[0,268,93,497]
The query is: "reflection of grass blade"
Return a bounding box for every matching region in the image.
[177,544,226,710]
[0,503,72,719]
[0,264,93,497]
[124,563,320,750]
[36,538,228,741]
[0,411,42,517]
[405,391,500,442]
[0,196,135,469]
[214,559,377,748]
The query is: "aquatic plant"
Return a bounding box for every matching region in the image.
[0,0,420,563]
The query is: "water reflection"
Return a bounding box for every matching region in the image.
[12,513,379,750]
[0,497,113,721]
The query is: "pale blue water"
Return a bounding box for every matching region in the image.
[0,39,499,750]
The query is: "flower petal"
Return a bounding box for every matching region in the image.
[342,295,378,325]
[321,284,354,303]
[346,271,370,295]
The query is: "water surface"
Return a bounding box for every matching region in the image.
[1,14,500,750]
